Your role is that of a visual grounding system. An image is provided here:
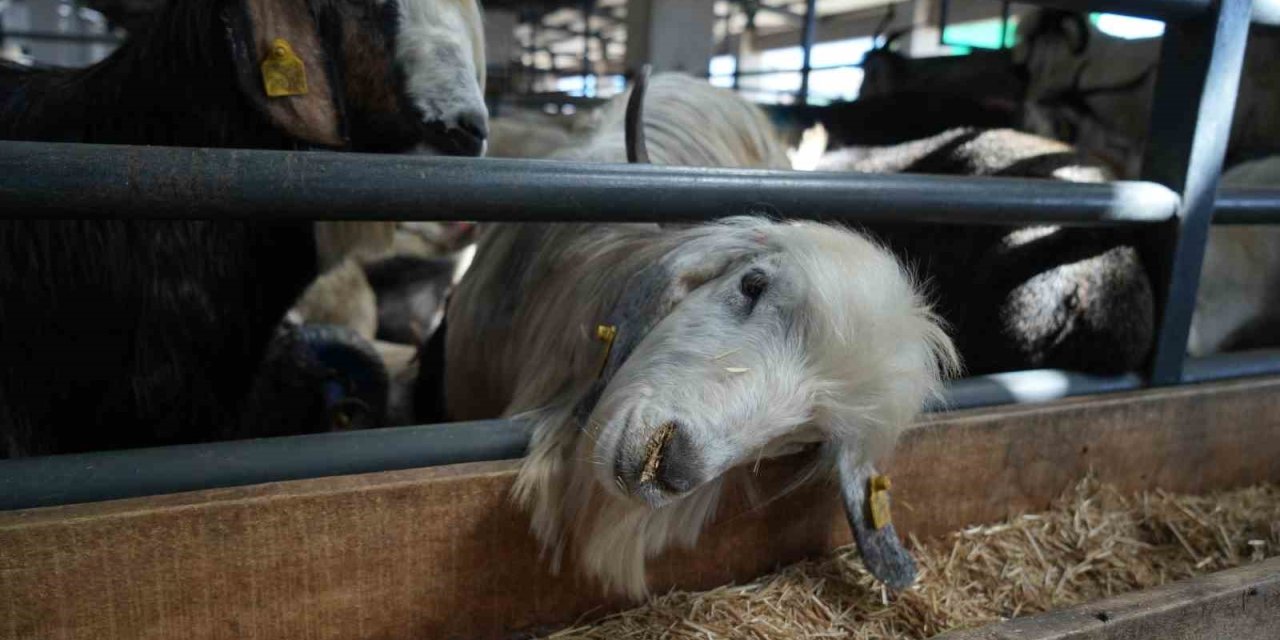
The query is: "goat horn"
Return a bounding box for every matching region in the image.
[837,455,917,590]
[625,64,652,164]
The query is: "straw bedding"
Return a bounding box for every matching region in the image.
[544,479,1280,639]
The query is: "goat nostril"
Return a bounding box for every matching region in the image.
[456,113,488,142]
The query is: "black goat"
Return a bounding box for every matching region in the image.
[0,0,487,457]
[819,128,1154,375]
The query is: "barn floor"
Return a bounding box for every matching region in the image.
[543,478,1280,640]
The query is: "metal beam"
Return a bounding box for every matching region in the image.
[0,420,532,511]
[580,0,593,93]
[0,142,1180,225]
[1142,0,1253,385]
[797,0,817,104]
[3,350,1278,511]
[1213,187,1280,224]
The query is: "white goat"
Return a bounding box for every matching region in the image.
[446,219,955,599]
[444,75,951,600]
[1189,157,1280,355]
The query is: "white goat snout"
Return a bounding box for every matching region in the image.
[591,260,815,508]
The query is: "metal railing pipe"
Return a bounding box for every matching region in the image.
[4,350,1279,511]
[0,419,532,511]
[1140,0,1253,385]
[1214,187,1280,224]
[0,141,1179,226]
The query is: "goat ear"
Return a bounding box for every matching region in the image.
[1062,12,1091,54]
[625,64,652,164]
[573,244,745,420]
[836,447,917,590]
[882,29,907,51]
[601,250,734,377]
[222,0,346,147]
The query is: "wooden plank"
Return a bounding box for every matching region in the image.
[2,376,1280,639]
[935,556,1280,640]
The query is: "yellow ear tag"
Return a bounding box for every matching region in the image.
[261,38,309,98]
[594,324,618,378]
[869,474,893,530]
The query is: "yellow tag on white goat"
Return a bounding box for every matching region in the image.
[261,38,308,98]
[869,474,893,530]
[594,324,617,378]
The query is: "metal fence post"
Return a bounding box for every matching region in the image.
[798,0,818,105]
[1142,0,1254,385]
[581,0,594,96]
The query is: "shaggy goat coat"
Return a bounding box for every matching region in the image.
[447,219,954,598]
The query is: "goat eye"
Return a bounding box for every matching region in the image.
[739,269,769,302]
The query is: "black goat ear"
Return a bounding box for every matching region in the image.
[836,449,918,591]
[222,0,346,147]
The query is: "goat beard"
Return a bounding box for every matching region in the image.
[512,404,726,600]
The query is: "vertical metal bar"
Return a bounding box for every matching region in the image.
[1143,0,1253,385]
[797,0,817,105]
[581,0,594,97]
[999,1,1011,49]
[938,0,950,47]
[736,4,752,91]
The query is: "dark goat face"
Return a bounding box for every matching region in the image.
[225,0,488,155]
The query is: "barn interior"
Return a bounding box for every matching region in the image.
[0,0,1159,120]
[2,0,1280,638]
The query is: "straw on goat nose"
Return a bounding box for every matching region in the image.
[639,421,678,486]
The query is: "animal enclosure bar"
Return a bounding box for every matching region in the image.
[0,141,1181,225]
[3,349,1279,510]
[1213,187,1280,223]
[1138,0,1253,385]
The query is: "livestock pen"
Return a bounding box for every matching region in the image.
[2,0,1280,637]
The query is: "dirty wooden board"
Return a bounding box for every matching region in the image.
[3,376,1280,639]
[935,556,1280,640]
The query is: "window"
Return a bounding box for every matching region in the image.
[707,37,873,104]
[1092,14,1166,39]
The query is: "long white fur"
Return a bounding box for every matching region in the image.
[395,0,488,141]
[1188,157,1280,355]
[448,220,955,599]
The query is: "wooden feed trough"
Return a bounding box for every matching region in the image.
[2,375,1279,639]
